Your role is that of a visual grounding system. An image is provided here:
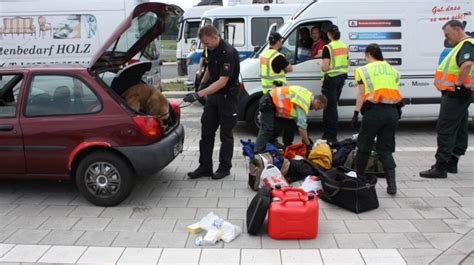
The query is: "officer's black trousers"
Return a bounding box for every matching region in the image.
[321,74,346,141]
[435,92,472,163]
[355,104,399,174]
[199,93,238,172]
[254,94,297,153]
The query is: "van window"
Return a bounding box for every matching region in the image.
[251,17,284,47]
[214,18,245,47]
[281,21,333,64]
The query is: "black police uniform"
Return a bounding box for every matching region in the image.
[198,38,240,176]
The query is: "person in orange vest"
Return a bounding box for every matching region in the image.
[253,85,327,154]
[351,43,403,195]
[320,25,349,144]
[420,20,473,179]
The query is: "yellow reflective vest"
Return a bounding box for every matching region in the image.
[271,85,312,119]
[323,40,349,77]
[355,60,402,104]
[260,49,288,93]
[434,38,474,91]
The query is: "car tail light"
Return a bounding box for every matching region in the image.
[186,58,193,65]
[133,116,162,138]
[169,100,181,120]
[128,59,140,65]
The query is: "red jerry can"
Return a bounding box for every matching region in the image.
[268,187,319,239]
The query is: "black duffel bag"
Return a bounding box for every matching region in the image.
[318,166,379,213]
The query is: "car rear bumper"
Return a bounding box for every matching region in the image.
[116,123,185,176]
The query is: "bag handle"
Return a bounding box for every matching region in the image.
[280,196,307,205]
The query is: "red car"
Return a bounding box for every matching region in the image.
[0,3,184,206]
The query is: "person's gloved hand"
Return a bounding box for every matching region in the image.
[351,111,359,130]
[183,92,200,103]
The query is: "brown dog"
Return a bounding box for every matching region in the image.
[121,84,170,129]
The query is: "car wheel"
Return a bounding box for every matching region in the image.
[75,151,134,206]
[245,99,261,135]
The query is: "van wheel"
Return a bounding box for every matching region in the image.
[245,99,261,135]
[75,151,134,206]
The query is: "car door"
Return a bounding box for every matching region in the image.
[20,73,103,176]
[0,72,26,176]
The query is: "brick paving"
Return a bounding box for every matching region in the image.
[0,102,472,264]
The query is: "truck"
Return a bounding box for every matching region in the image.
[175,4,221,76]
[237,0,474,133]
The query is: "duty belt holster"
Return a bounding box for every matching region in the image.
[454,85,472,102]
[260,93,275,112]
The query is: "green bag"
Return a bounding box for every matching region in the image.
[344,149,384,177]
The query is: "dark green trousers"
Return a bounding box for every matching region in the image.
[435,92,472,163]
[355,104,399,173]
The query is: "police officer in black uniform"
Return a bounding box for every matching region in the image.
[183,25,240,180]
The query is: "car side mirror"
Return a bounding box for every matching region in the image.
[254,46,261,53]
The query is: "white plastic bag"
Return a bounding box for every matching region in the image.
[259,160,288,189]
[220,221,242,243]
[301,175,323,194]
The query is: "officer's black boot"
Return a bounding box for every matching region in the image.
[447,155,459,174]
[419,162,447,179]
[187,167,213,179]
[385,169,397,195]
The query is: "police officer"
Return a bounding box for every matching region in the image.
[260,32,293,93]
[254,85,327,154]
[320,25,349,143]
[351,43,402,195]
[183,25,240,180]
[260,32,294,148]
[420,20,473,179]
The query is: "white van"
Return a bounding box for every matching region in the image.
[175,5,221,76]
[0,0,163,86]
[185,3,304,89]
[238,0,474,132]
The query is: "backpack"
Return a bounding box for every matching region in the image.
[344,150,384,177]
[246,186,272,235]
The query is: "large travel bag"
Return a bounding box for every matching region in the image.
[246,186,272,235]
[318,166,379,213]
[268,186,319,239]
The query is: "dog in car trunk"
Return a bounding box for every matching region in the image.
[121,83,170,129]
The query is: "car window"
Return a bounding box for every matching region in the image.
[251,17,284,47]
[25,75,101,117]
[0,74,23,118]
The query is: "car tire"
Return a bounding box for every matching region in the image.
[245,99,261,135]
[75,151,134,206]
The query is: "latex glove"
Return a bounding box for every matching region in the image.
[183,92,200,103]
[351,111,359,130]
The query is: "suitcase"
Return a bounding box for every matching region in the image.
[268,187,319,239]
[246,186,272,235]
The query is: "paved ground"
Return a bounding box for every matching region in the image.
[0,100,473,264]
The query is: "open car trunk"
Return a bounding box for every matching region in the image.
[88,2,183,134]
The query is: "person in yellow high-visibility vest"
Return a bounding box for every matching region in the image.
[420,20,473,179]
[352,43,403,195]
[254,85,327,154]
[260,33,293,94]
[320,25,349,144]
